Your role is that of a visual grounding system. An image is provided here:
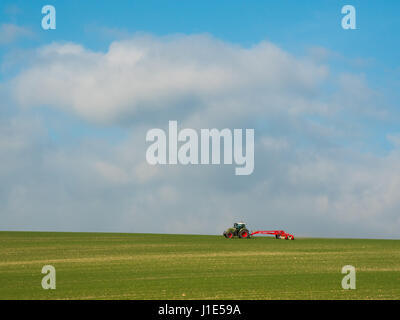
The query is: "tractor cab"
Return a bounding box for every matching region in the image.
[234,222,246,230]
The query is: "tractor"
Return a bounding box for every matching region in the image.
[223,222,250,239]
[223,223,295,240]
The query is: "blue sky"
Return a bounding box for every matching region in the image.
[0,1,399,238]
[2,1,399,60]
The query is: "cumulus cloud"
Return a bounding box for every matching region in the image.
[10,34,329,124]
[1,34,399,238]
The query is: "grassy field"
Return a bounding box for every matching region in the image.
[0,231,399,300]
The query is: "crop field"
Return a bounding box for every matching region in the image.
[0,231,399,300]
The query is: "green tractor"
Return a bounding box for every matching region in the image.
[223,222,250,239]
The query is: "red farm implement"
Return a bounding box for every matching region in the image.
[251,230,295,240]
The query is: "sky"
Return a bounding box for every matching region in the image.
[0,1,399,238]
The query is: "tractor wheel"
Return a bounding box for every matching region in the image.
[288,235,294,240]
[239,229,249,239]
[226,232,233,239]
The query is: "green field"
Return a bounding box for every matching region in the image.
[0,231,399,300]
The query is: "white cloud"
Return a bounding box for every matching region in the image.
[387,133,400,148]
[10,34,329,124]
[0,23,32,45]
[261,136,289,151]
[95,161,130,184]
